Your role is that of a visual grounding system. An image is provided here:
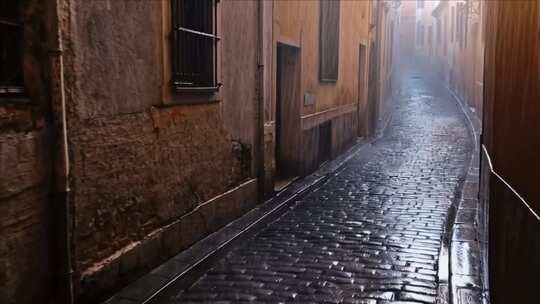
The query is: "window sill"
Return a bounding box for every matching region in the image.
[163,85,222,106]
[0,96,31,105]
[173,86,220,94]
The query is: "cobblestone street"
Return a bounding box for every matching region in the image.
[162,69,473,303]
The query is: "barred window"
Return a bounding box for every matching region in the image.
[0,0,24,96]
[319,0,340,82]
[170,0,219,92]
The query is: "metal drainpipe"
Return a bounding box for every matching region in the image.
[375,1,383,123]
[255,0,266,202]
[50,0,74,303]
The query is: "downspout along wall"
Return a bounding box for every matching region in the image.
[49,0,74,302]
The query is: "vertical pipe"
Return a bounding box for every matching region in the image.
[50,0,73,303]
[256,0,266,202]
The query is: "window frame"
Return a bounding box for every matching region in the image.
[437,18,442,45]
[416,22,424,46]
[0,1,25,99]
[169,0,220,94]
[319,0,341,83]
[451,6,455,42]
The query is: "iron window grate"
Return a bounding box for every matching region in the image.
[170,0,219,92]
[0,0,25,97]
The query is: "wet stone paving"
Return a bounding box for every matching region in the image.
[169,74,472,303]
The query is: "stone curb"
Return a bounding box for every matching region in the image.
[447,87,490,304]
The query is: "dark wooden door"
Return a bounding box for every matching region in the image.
[367,42,379,137]
[358,43,368,137]
[276,44,301,179]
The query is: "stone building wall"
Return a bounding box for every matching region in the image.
[57,0,260,300]
[267,0,371,181]
[0,1,56,303]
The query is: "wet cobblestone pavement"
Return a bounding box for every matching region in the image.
[168,73,473,303]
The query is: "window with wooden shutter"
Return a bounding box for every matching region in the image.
[319,0,340,82]
[0,0,24,97]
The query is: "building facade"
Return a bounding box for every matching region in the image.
[267,0,372,190]
[398,0,417,59]
[0,1,400,303]
[412,0,485,116]
[1,1,264,303]
[414,0,440,60]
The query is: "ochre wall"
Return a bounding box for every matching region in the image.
[273,0,369,116]
[270,0,370,176]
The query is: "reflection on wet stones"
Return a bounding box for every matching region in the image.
[169,73,472,303]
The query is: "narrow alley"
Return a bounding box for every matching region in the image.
[154,66,473,303]
[2,1,540,304]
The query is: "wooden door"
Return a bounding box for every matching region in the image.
[276,43,301,180]
[358,43,368,137]
[367,42,379,137]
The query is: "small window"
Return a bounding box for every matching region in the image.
[457,5,462,47]
[319,0,340,82]
[0,0,24,97]
[416,23,424,46]
[437,19,442,45]
[170,0,218,92]
[451,7,455,42]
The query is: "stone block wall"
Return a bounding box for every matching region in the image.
[0,123,52,304]
[0,1,56,303]
[58,1,260,300]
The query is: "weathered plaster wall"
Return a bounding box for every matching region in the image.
[0,120,52,304]
[0,1,55,303]
[220,0,258,175]
[273,0,369,116]
[453,1,484,114]
[399,0,417,57]
[60,0,259,299]
[269,0,370,178]
[69,0,162,118]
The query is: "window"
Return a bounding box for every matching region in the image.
[417,0,425,9]
[437,19,442,45]
[170,0,218,92]
[0,0,24,96]
[319,0,340,82]
[457,4,462,47]
[464,4,469,48]
[457,3,468,49]
[444,16,448,56]
[416,23,424,46]
[451,6,455,42]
